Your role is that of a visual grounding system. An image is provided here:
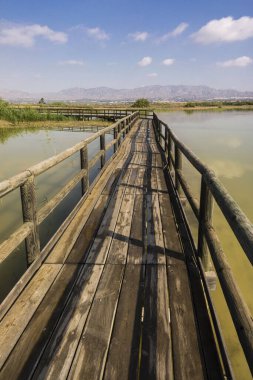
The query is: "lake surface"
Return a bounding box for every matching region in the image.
[158,111,253,379]
[0,126,113,301]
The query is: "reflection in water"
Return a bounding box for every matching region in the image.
[217,136,242,148]
[159,111,253,379]
[0,126,113,301]
[209,159,252,179]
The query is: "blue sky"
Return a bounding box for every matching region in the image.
[0,0,253,92]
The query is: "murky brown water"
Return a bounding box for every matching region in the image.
[158,111,253,379]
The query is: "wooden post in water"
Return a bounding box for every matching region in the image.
[20,176,40,265]
[80,146,89,195]
[198,176,214,271]
[175,146,182,195]
[100,133,106,168]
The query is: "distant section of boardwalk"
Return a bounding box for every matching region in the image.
[0,120,225,379]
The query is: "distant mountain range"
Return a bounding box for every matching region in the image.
[1,85,253,102]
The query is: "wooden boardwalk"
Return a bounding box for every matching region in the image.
[0,120,226,379]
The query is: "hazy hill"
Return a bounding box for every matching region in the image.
[1,85,253,102]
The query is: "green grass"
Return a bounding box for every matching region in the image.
[0,99,67,124]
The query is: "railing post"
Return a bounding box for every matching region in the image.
[118,122,122,147]
[167,131,172,170]
[154,116,158,139]
[20,175,40,265]
[158,121,161,144]
[164,127,168,153]
[125,118,129,134]
[114,126,118,153]
[122,120,126,139]
[198,176,214,271]
[175,145,182,194]
[100,133,106,168]
[80,146,89,195]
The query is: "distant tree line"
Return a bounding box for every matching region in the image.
[184,100,253,108]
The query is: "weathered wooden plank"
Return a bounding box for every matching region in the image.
[0,258,41,322]
[146,194,166,264]
[66,194,109,263]
[0,264,81,379]
[102,168,121,195]
[104,264,144,380]
[31,264,103,380]
[106,194,135,264]
[68,264,125,379]
[127,194,145,264]
[155,153,168,194]
[135,166,146,194]
[86,169,131,264]
[140,265,173,379]
[0,264,61,369]
[158,192,205,379]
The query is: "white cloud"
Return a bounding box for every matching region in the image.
[59,60,84,66]
[162,58,175,66]
[86,27,109,40]
[0,22,67,47]
[147,72,158,77]
[192,16,253,44]
[157,22,188,43]
[129,31,149,41]
[138,56,152,66]
[218,56,252,67]
[171,22,189,36]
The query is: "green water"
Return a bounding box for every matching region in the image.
[0,126,113,301]
[158,111,253,379]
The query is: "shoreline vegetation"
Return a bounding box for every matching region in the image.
[0,98,253,128]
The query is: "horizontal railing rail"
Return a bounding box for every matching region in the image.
[153,112,253,375]
[0,111,139,269]
[12,106,153,119]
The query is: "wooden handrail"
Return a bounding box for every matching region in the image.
[0,111,139,267]
[153,112,253,374]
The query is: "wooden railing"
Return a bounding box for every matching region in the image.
[153,113,253,375]
[0,111,139,309]
[14,106,153,120]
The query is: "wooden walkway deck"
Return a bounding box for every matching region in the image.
[0,120,224,379]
